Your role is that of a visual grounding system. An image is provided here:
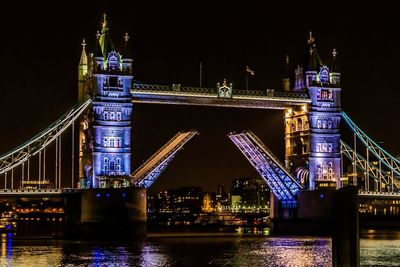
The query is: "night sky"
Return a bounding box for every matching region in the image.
[1,1,400,192]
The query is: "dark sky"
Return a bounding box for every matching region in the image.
[1,1,400,192]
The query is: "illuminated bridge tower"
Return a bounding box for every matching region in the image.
[306,38,341,190]
[78,14,133,188]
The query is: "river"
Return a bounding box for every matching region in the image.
[0,229,399,266]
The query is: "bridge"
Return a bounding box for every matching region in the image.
[1,16,400,231]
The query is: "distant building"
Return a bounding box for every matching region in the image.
[148,187,203,225]
[231,178,269,213]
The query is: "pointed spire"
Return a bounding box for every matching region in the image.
[97,13,114,58]
[307,30,315,46]
[282,55,291,91]
[294,65,304,91]
[308,44,323,71]
[94,31,103,58]
[124,32,130,42]
[102,13,108,32]
[79,38,88,78]
[285,55,290,77]
[79,38,88,65]
[121,32,132,59]
[331,48,339,73]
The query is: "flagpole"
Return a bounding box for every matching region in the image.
[200,62,203,87]
[245,66,248,90]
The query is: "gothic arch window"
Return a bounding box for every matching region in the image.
[304,120,309,130]
[327,120,333,129]
[103,137,108,147]
[317,163,322,180]
[317,119,322,129]
[107,52,120,70]
[322,120,327,129]
[323,163,328,179]
[103,111,108,120]
[104,157,108,173]
[297,118,303,131]
[109,160,115,172]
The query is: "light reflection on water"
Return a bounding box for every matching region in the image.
[360,230,400,267]
[0,233,331,267]
[0,232,399,266]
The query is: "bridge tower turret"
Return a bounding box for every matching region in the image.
[306,41,342,190]
[78,14,133,188]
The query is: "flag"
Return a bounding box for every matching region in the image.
[246,66,255,76]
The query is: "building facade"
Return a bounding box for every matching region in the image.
[284,33,341,190]
[78,15,133,188]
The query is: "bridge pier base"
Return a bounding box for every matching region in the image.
[64,187,147,239]
[270,186,359,266]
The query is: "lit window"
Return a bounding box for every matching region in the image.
[317,119,322,129]
[317,89,334,102]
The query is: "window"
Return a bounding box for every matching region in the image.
[104,157,108,173]
[297,118,302,131]
[103,111,108,120]
[317,163,322,180]
[317,142,333,153]
[317,89,334,102]
[317,119,322,129]
[116,112,122,121]
[109,77,118,87]
[109,160,115,171]
[110,112,115,120]
[103,137,121,148]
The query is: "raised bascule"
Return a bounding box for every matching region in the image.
[1,15,400,237]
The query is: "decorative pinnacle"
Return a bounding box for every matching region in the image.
[124,32,130,42]
[332,48,337,58]
[81,38,86,48]
[223,79,227,86]
[285,55,289,64]
[102,13,108,29]
[307,30,315,45]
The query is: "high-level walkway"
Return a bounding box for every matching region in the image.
[132,84,310,109]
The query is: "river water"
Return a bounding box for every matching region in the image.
[0,230,399,266]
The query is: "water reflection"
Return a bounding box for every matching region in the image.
[361,230,400,267]
[0,231,397,266]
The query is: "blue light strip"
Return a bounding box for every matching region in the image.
[136,154,176,188]
[229,131,302,208]
[131,131,198,188]
[342,111,400,175]
[340,139,397,189]
[0,99,92,175]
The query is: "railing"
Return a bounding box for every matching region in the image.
[132,84,310,100]
[0,188,80,195]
